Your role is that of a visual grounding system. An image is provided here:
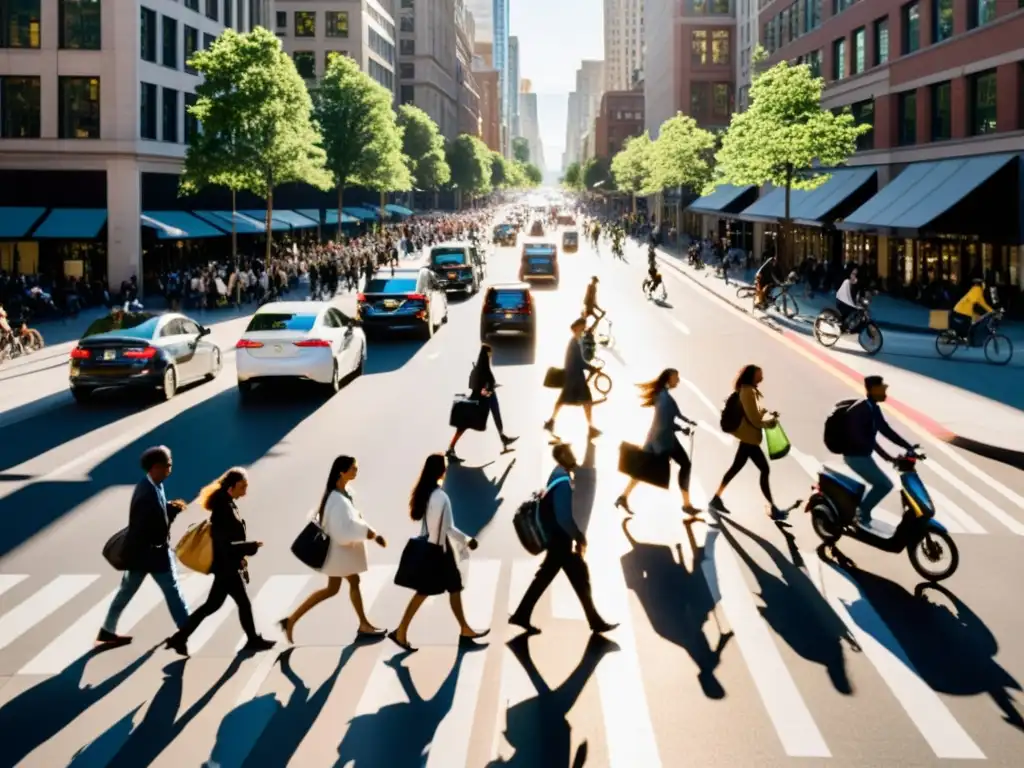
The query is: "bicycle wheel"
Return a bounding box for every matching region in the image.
[813,310,842,347]
[778,293,799,319]
[592,370,612,396]
[935,330,959,358]
[590,355,606,371]
[984,334,1013,365]
[858,322,884,355]
[736,285,755,299]
[655,284,667,302]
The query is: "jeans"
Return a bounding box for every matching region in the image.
[102,556,189,634]
[843,454,893,520]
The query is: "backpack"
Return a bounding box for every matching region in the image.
[720,391,743,433]
[823,399,858,454]
[513,476,570,555]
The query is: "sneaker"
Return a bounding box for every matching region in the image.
[445,447,462,462]
[501,434,519,447]
[242,636,276,653]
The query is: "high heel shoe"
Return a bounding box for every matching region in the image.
[278,618,294,644]
[614,495,633,515]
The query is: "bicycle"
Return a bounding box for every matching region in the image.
[764,281,799,319]
[589,315,614,348]
[813,292,884,355]
[587,365,613,396]
[642,274,667,302]
[935,309,1013,365]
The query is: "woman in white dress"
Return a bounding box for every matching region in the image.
[389,453,490,652]
[280,455,387,643]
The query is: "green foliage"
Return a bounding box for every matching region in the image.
[561,161,583,190]
[512,137,531,164]
[582,156,614,190]
[490,151,510,188]
[611,132,655,196]
[522,163,543,187]
[446,134,493,196]
[396,104,450,190]
[710,60,870,196]
[315,53,411,196]
[649,113,715,192]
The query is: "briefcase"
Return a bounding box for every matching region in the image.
[543,367,565,389]
[618,442,671,489]
[450,396,488,431]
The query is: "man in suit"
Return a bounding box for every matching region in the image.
[96,446,190,646]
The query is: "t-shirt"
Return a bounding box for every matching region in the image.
[837,278,856,306]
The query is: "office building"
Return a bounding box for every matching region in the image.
[595,89,645,159]
[563,90,582,169]
[565,60,605,166]
[735,0,757,111]
[396,0,459,139]
[466,0,509,153]
[604,0,645,92]
[456,2,482,138]
[519,81,545,170]
[508,34,520,138]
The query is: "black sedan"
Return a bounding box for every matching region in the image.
[356,268,448,339]
[69,313,221,403]
[480,283,536,340]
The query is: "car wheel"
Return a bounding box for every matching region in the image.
[421,319,434,341]
[238,380,253,401]
[327,360,341,395]
[354,342,366,377]
[71,388,91,405]
[160,366,177,401]
[206,348,222,381]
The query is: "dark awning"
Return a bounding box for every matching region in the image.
[0,207,47,239]
[686,185,757,216]
[33,209,107,239]
[386,204,414,217]
[837,154,1018,236]
[239,210,293,231]
[194,211,265,234]
[344,207,379,221]
[735,167,877,226]
[141,211,225,239]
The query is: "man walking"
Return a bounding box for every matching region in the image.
[96,446,190,646]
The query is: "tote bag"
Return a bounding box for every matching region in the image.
[764,421,792,460]
[394,509,450,596]
[102,527,130,571]
[175,520,214,574]
[618,443,671,489]
[291,507,331,570]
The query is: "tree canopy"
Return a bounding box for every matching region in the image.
[582,156,614,190]
[512,137,531,164]
[561,161,582,190]
[611,132,655,196]
[446,134,493,197]
[649,113,715,193]
[522,163,543,186]
[396,104,450,191]
[490,150,511,188]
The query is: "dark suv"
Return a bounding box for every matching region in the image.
[480,283,535,341]
[428,242,482,294]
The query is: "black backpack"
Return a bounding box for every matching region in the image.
[720,391,743,433]
[823,399,857,454]
[513,476,569,555]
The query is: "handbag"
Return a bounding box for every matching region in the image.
[618,442,671,489]
[543,367,565,389]
[449,395,488,432]
[764,421,791,460]
[291,506,331,570]
[175,520,214,574]
[102,527,130,571]
[394,507,450,596]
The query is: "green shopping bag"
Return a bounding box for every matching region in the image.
[764,421,791,460]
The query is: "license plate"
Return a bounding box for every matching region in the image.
[504,313,513,319]
[447,272,457,280]
[103,349,116,361]
[383,300,399,309]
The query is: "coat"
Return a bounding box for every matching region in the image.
[732,385,773,446]
[559,337,593,405]
[643,389,684,454]
[208,494,260,574]
[123,477,180,574]
[320,490,371,577]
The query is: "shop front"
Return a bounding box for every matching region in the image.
[684,184,759,245]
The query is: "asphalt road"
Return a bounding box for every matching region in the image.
[1,232,1023,767]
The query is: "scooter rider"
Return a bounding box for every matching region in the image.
[841,376,916,527]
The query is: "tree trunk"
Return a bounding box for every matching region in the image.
[782,163,793,268]
[337,185,345,241]
[380,189,386,223]
[264,182,273,264]
[231,188,240,305]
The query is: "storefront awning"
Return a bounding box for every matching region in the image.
[344,207,379,221]
[385,204,414,217]
[0,207,47,239]
[33,209,108,239]
[735,167,877,226]
[239,210,292,232]
[271,210,319,229]
[837,154,1018,236]
[324,210,360,225]
[142,211,226,239]
[686,185,757,216]
[193,211,265,234]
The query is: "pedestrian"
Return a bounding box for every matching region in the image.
[709,364,790,521]
[164,468,275,655]
[389,453,490,652]
[447,344,518,461]
[614,368,700,516]
[509,443,617,635]
[280,455,387,643]
[544,318,601,439]
[96,446,190,647]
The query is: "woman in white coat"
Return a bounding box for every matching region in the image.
[281,455,387,643]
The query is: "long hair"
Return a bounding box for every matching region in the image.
[409,453,446,521]
[476,343,492,376]
[637,368,677,408]
[317,455,355,521]
[734,364,760,391]
[198,467,247,512]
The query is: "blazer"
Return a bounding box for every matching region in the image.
[123,477,180,574]
[422,488,470,561]
[320,489,372,577]
[643,389,685,454]
[208,493,260,574]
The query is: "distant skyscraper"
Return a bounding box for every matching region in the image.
[604,0,645,92]
[508,36,521,139]
[467,0,510,153]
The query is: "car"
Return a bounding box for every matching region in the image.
[235,302,366,396]
[427,242,483,294]
[562,230,579,252]
[480,283,536,341]
[493,224,517,246]
[557,214,576,226]
[69,312,221,404]
[356,268,448,340]
[519,243,559,285]
[529,221,545,236]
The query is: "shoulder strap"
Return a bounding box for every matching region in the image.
[544,475,570,495]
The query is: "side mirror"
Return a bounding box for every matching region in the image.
[198,326,211,337]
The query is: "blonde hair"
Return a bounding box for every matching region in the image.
[197,467,247,511]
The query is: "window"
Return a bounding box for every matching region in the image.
[326,11,348,37]
[59,0,101,49]
[203,32,215,49]
[711,0,729,11]
[205,0,217,21]
[276,10,286,27]
[932,0,952,42]
[969,0,996,28]
[140,82,157,139]
[400,85,414,104]
[162,16,178,68]
[400,15,414,32]
[402,0,414,7]
[873,18,889,65]
[897,90,916,145]
[183,26,199,74]
[851,27,865,73]
[969,70,997,135]
[2,0,41,47]
[807,48,822,77]
[185,0,198,10]
[930,81,951,140]
[901,3,919,54]
[294,11,315,36]
[691,30,708,65]
[162,87,178,142]
[369,29,394,64]
[224,0,232,28]
[711,30,729,64]
[293,51,316,78]
[58,76,100,139]
[0,76,41,137]
[184,92,199,141]
[400,39,415,56]
[850,99,874,149]
[693,0,707,12]
[712,83,731,120]
[832,38,845,80]
[833,0,855,13]
[369,60,394,90]
[140,7,157,62]
[400,62,414,79]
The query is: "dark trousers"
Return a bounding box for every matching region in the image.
[721,442,774,504]
[176,569,257,641]
[667,439,692,491]
[486,393,504,434]
[514,529,600,625]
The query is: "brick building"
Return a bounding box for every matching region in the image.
[595,90,645,158]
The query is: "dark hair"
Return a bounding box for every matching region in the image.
[637,368,677,407]
[552,442,576,469]
[734,364,760,391]
[317,455,356,522]
[141,445,171,472]
[409,453,446,521]
[476,343,492,370]
[570,317,586,331]
[198,467,247,512]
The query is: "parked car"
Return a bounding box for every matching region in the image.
[356,268,448,340]
[480,283,536,341]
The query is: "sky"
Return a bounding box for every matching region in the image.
[510,0,604,172]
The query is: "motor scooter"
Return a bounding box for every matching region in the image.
[805,449,959,581]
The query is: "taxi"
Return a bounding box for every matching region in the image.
[561,230,579,253]
[519,243,559,286]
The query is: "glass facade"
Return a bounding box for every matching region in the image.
[1,0,41,48]
[0,76,41,138]
[59,0,100,50]
[58,76,100,139]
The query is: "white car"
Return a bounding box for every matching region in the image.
[235,301,366,396]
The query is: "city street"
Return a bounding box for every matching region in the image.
[2,231,1024,767]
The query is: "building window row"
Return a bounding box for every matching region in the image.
[141,8,212,73]
[141,82,199,143]
[367,6,396,39]
[368,60,394,92]
[692,0,731,14]
[691,30,731,66]
[1,0,100,49]
[281,10,349,38]
[763,0,823,56]
[689,81,733,125]
[0,75,100,138]
[369,29,395,66]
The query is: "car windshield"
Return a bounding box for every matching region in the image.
[431,248,467,266]
[246,313,317,332]
[366,278,418,293]
[490,291,528,309]
[524,247,555,258]
[83,313,159,339]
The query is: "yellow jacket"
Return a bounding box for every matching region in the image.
[954,285,993,319]
[732,386,775,446]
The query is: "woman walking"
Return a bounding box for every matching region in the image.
[614,368,699,516]
[280,455,387,644]
[165,468,275,656]
[389,453,490,652]
[709,365,789,521]
[447,344,518,461]
[544,318,600,439]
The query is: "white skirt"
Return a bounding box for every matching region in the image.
[320,540,368,578]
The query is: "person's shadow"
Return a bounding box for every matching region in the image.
[488,633,619,767]
[444,457,516,537]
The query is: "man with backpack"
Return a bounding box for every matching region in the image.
[824,376,916,527]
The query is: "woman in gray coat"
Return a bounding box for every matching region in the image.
[544,317,600,439]
[615,368,699,515]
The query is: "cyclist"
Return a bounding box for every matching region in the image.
[582,276,605,332]
[950,278,995,347]
[835,267,860,330]
[753,255,782,309]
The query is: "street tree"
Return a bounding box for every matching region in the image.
[446,134,492,204]
[561,161,583,190]
[582,156,614,190]
[522,163,543,187]
[396,104,450,192]
[650,113,715,194]
[512,137,531,164]
[611,132,655,210]
[315,54,410,237]
[711,59,870,261]
[490,151,510,189]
